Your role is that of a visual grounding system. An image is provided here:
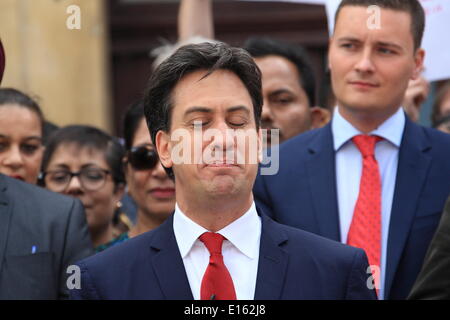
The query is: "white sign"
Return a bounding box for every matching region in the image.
[420,0,450,81]
[325,0,340,33]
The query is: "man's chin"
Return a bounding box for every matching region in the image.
[339,99,387,113]
[204,176,239,195]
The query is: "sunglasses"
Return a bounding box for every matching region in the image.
[127,145,159,171]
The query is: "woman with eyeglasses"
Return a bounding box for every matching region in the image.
[123,101,175,238]
[40,125,127,252]
[0,88,45,184]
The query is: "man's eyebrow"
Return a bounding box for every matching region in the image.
[376,41,403,50]
[183,106,213,117]
[337,37,361,43]
[337,37,403,50]
[269,89,293,97]
[227,105,250,114]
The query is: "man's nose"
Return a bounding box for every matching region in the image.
[211,121,235,150]
[354,48,375,74]
[261,100,273,124]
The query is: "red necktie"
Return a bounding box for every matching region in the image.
[199,232,237,300]
[347,135,383,292]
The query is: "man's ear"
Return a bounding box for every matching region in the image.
[310,106,331,129]
[412,48,425,80]
[156,130,173,169]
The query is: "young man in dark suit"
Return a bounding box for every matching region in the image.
[254,0,450,300]
[70,42,376,300]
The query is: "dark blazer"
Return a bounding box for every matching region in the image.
[0,174,93,299]
[408,196,450,299]
[70,211,376,300]
[253,117,450,300]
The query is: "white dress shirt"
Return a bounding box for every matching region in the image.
[173,202,261,300]
[332,107,405,300]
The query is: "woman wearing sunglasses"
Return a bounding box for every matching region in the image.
[40,125,127,252]
[123,101,175,238]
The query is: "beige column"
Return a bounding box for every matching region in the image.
[0,0,111,133]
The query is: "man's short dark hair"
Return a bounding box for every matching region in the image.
[143,42,263,179]
[334,0,425,51]
[243,37,316,107]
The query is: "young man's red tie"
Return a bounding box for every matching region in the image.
[347,135,383,295]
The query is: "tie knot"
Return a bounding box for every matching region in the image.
[200,232,225,255]
[352,135,382,158]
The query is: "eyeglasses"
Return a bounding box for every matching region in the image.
[42,168,111,192]
[127,145,159,171]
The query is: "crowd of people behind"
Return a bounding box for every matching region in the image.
[0,0,450,300]
[0,87,177,252]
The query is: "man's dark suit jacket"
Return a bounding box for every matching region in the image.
[409,196,450,299]
[253,117,450,300]
[70,211,376,300]
[0,174,93,299]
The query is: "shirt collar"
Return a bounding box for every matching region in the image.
[173,202,261,260]
[332,106,405,151]
[218,202,261,260]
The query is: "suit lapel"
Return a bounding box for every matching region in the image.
[305,124,341,241]
[385,119,432,298]
[0,175,13,274]
[254,213,290,299]
[149,214,194,300]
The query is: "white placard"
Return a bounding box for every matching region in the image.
[420,0,450,81]
[325,0,340,33]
